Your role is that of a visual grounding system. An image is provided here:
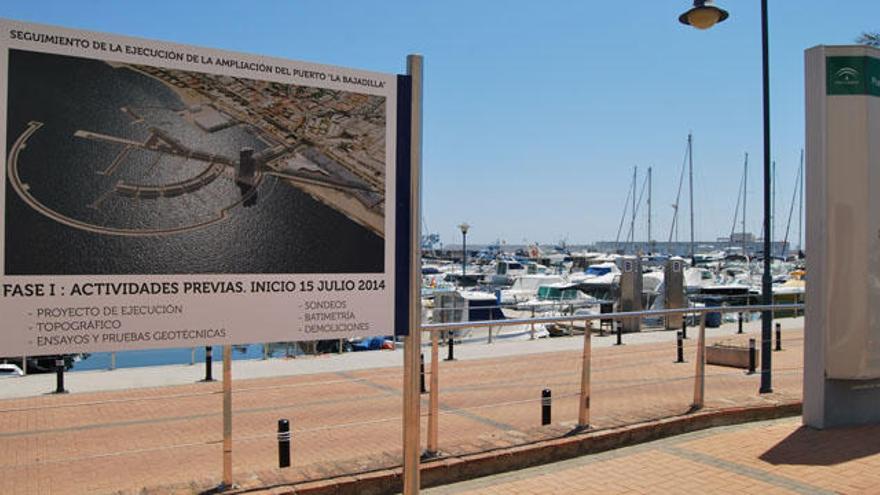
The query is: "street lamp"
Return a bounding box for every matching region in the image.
[679,0,774,394]
[679,0,728,30]
[458,223,470,279]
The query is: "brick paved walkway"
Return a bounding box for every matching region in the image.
[0,324,805,494]
[425,415,880,494]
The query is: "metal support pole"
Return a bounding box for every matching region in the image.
[577,322,591,429]
[426,331,440,457]
[221,346,233,489]
[682,317,688,340]
[54,358,67,394]
[748,338,757,375]
[541,388,552,426]
[691,314,706,410]
[191,347,196,366]
[487,326,493,344]
[22,355,27,375]
[615,321,623,346]
[401,53,424,495]
[109,352,116,371]
[338,338,344,354]
[738,313,744,334]
[775,322,782,351]
[759,0,774,395]
[278,419,291,468]
[676,331,685,363]
[263,344,269,360]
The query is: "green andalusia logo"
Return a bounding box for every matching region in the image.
[832,66,860,86]
[826,56,871,95]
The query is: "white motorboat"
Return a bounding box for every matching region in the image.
[430,290,549,343]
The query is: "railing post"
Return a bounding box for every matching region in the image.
[682,316,688,340]
[738,312,744,334]
[492,306,497,344]
[426,331,440,458]
[615,321,623,346]
[691,313,706,410]
[530,307,536,339]
[222,345,233,489]
[420,353,426,394]
[577,320,591,429]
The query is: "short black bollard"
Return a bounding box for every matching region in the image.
[748,338,756,375]
[54,358,68,394]
[202,346,215,382]
[541,389,552,425]
[615,322,623,346]
[775,323,782,351]
[738,313,744,334]
[682,318,688,340]
[420,353,427,394]
[676,331,684,363]
[445,332,456,361]
[278,419,291,468]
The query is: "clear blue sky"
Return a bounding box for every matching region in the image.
[3,1,878,245]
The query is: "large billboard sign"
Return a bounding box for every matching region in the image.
[0,19,400,355]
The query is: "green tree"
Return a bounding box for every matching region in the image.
[857,32,880,47]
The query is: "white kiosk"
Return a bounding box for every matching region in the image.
[804,45,880,428]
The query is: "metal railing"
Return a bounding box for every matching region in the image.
[418,303,804,456]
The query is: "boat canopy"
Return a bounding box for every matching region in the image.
[585,263,615,276]
[536,284,581,301]
[467,298,505,321]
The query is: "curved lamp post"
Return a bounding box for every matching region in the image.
[679,0,773,394]
[458,222,470,279]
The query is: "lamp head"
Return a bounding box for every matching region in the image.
[679,0,729,30]
[458,222,470,235]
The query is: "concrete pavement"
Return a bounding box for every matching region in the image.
[0,317,806,494]
[425,415,880,494]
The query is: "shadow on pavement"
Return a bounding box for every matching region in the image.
[760,424,880,466]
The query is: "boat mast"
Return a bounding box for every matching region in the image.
[798,148,804,254]
[630,165,637,251]
[782,155,802,259]
[728,154,745,252]
[668,137,689,246]
[614,171,634,252]
[688,132,695,264]
[743,152,748,259]
[647,166,652,253]
[772,159,777,258]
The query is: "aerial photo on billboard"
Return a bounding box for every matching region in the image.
[5,47,387,275]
